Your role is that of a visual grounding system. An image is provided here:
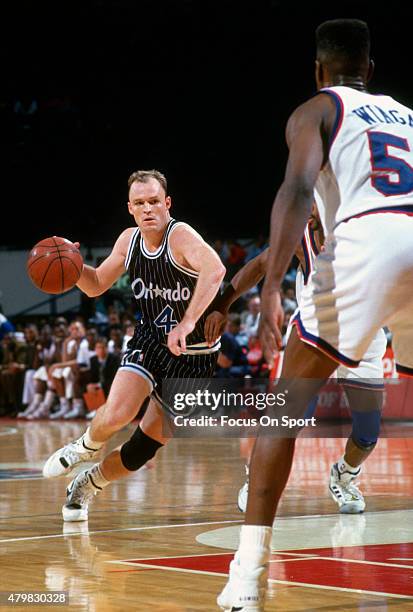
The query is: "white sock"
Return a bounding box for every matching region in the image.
[72,398,84,410]
[59,397,70,409]
[338,456,361,475]
[43,390,56,408]
[28,393,43,409]
[238,525,272,569]
[83,426,103,451]
[88,463,110,489]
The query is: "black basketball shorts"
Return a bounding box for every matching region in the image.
[119,332,218,415]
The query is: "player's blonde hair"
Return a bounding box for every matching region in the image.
[127,169,167,194]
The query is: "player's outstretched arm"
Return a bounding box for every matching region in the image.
[76,228,134,297]
[260,94,335,364]
[167,224,226,356]
[204,249,269,344]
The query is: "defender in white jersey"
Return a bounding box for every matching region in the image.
[219,19,413,612]
[206,212,386,517]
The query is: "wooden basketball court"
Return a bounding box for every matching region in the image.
[1,420,412,610]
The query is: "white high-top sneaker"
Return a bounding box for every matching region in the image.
[62,469,102,521]
[329,462,365,514]
[17,393,44,418]
[217,552,268,612]
[42,431,101,478]
[27,390,56,420]
[64,400,86,420]
[49,398,72,420]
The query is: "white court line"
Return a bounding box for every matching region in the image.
[0,519,243,544]
[106,563,413,600]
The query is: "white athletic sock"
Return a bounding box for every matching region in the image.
[28,393,43,410]
[238,525,272,569]
[43,390,56,408]
[88,463,110,489]
[83,426,104,451]
[59,397,70,409]
[338,456,361,475]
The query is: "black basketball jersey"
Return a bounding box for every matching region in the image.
[125,219,213,346]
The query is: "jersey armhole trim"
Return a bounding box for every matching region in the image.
[167,222,200,278]
[319,89,344,149]
[125,228,140,270]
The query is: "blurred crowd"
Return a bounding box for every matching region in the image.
[0,236,301,419]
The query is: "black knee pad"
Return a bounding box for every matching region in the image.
[351,409,380,450]
[120,426,163,471]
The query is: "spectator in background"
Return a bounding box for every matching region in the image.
[213,239,230,263]
[18,323,57,418]
[66,327,99,420]
[245,235,268,263]
[122,320,135,355]
[19,324,39,409]
[108,324,123,356]
[241,295,261,342]
[85,338,120,419]
[47,321,87,419]
[226,240,247,277]
[282,279,298,312]
[215,314,250,378]
[0,311,15,340]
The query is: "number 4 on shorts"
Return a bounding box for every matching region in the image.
[154,305,178,333]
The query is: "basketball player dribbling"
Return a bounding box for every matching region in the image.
[205,206,386,516]
[42,169,226,521]
[218,19,413,611]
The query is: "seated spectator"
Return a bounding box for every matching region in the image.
[215,314,250,378]
[19,323,58,418]
[85,338,120,418]
[87,338,120,398]
[69,326,99,420]
[19,324,39,410]
[47,321,88,420]
[108,324,124,356]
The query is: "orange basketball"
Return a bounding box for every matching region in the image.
[27,237,83,294]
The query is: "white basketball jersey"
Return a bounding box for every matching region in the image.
[315,86,413,234]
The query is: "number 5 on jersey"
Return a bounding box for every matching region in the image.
[368,131,413,195]
[154,305,178,334]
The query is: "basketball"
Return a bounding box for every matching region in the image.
[27,236,83,294]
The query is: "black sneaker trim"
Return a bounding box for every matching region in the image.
[88,473,102,491]
[60,457,69,468]
[66,503,82,510]
[82,439,99,452]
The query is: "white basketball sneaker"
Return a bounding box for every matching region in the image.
[62,469,102,522]
[238,465,249,513]
[329,462,366,514]
[42,432,101,479]
[217,552,268,612]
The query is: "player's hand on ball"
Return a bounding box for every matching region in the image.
[259,288,284,367]
[167,318,196,356]
[204,311,227,346]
